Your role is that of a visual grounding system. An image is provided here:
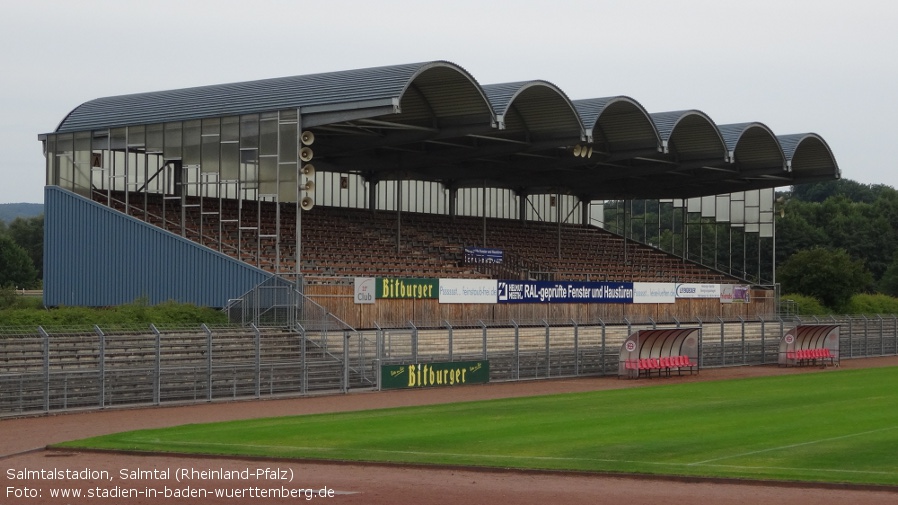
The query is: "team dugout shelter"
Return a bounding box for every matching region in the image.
[39,60,839,324]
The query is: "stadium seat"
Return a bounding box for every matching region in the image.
[658,356,668,371]
[622,359,639,379]
[676,355,698,374]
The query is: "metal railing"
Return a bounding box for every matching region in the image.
[2,314,896,417]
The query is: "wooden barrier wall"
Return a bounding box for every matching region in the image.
[304,285,776,329]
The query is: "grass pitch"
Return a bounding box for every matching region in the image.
[58,367,898,486]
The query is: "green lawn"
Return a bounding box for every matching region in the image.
[57,367,898,486]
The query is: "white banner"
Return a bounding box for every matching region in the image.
[438,279,498,304]
[676,283,721,298]
[633,283,676,304]
[353,277,376,304]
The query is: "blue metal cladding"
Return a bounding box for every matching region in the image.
[43,187,277,307]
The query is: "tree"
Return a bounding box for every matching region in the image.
[791,179,893,204]
[6,215,43,279]
[0,235,39,289]
[878,256,898,297]
[774,202,828,266]
[777,247,872,312]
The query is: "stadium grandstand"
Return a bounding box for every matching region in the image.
[1,60,870,417]
[39,60,839,329]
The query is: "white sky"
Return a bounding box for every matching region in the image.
[1,0,895,203]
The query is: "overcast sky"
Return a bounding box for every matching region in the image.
[1,0,895,204]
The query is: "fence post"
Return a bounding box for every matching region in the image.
[374,322,387,359]
[760,317,767,364]
[151,324,161,405]
[409,321,418,364]
[862,315,869,357]
[777,315,785,364]
[94,325,105,409]
[203,324,212,401]
[252,324,261,399]
[376,327,383,391]
[542,319,550,378]
[297,323,307,395]
[879,314,885,356]
[479,320,488,361]
[571,318,579,377]
[892,314,898,354]
[696,318,703,368]
[342,331,350,394]
[599,318,606,376]
[512,319,520,380]
[718,316,725,367]
[444,320,454,362]
[848,317,854,358]
[39,326,49,413]
[739,317,746,365]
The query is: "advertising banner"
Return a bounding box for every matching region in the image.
[438,279,498,304]
[632,283,676,304]
[720,284,751,303]
[376,278,438,299]
[353,277,376,304]
[381,361,489,390]
[463,247,504,264]
[497,280,634,304]
[675,283,721,299]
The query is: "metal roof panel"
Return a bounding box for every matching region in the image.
[55,61,481,133]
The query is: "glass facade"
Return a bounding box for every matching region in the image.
[42,108,777,284]
[43,110,317,278]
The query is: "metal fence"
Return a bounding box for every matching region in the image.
[2,315,897,418]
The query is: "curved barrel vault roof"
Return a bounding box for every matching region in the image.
[48,60,839,200]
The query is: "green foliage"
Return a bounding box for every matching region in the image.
[60,368,898,486]
[0,296,228,328]
[777,247,873,312]
[0,235,39,289]
[790,179,894,203]
[0,287,15,308]
[779,293,828,315]
[777,183,898,286]
[877,255,898,297]
[844,293,898,315]
[5,215,44,278]
[0,289,43,310]
[773,206,828,266]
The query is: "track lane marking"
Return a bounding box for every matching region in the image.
[688,426,898,466]
[117,437,898,477]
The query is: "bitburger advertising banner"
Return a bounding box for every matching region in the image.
[381,361,490,390]
[376,278,438,299]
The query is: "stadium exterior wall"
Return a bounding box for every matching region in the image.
[43,186,276,308]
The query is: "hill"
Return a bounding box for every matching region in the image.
[0,203,43,222]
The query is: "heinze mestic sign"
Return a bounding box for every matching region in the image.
[497,280,634,303]
[381,361,490,390]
